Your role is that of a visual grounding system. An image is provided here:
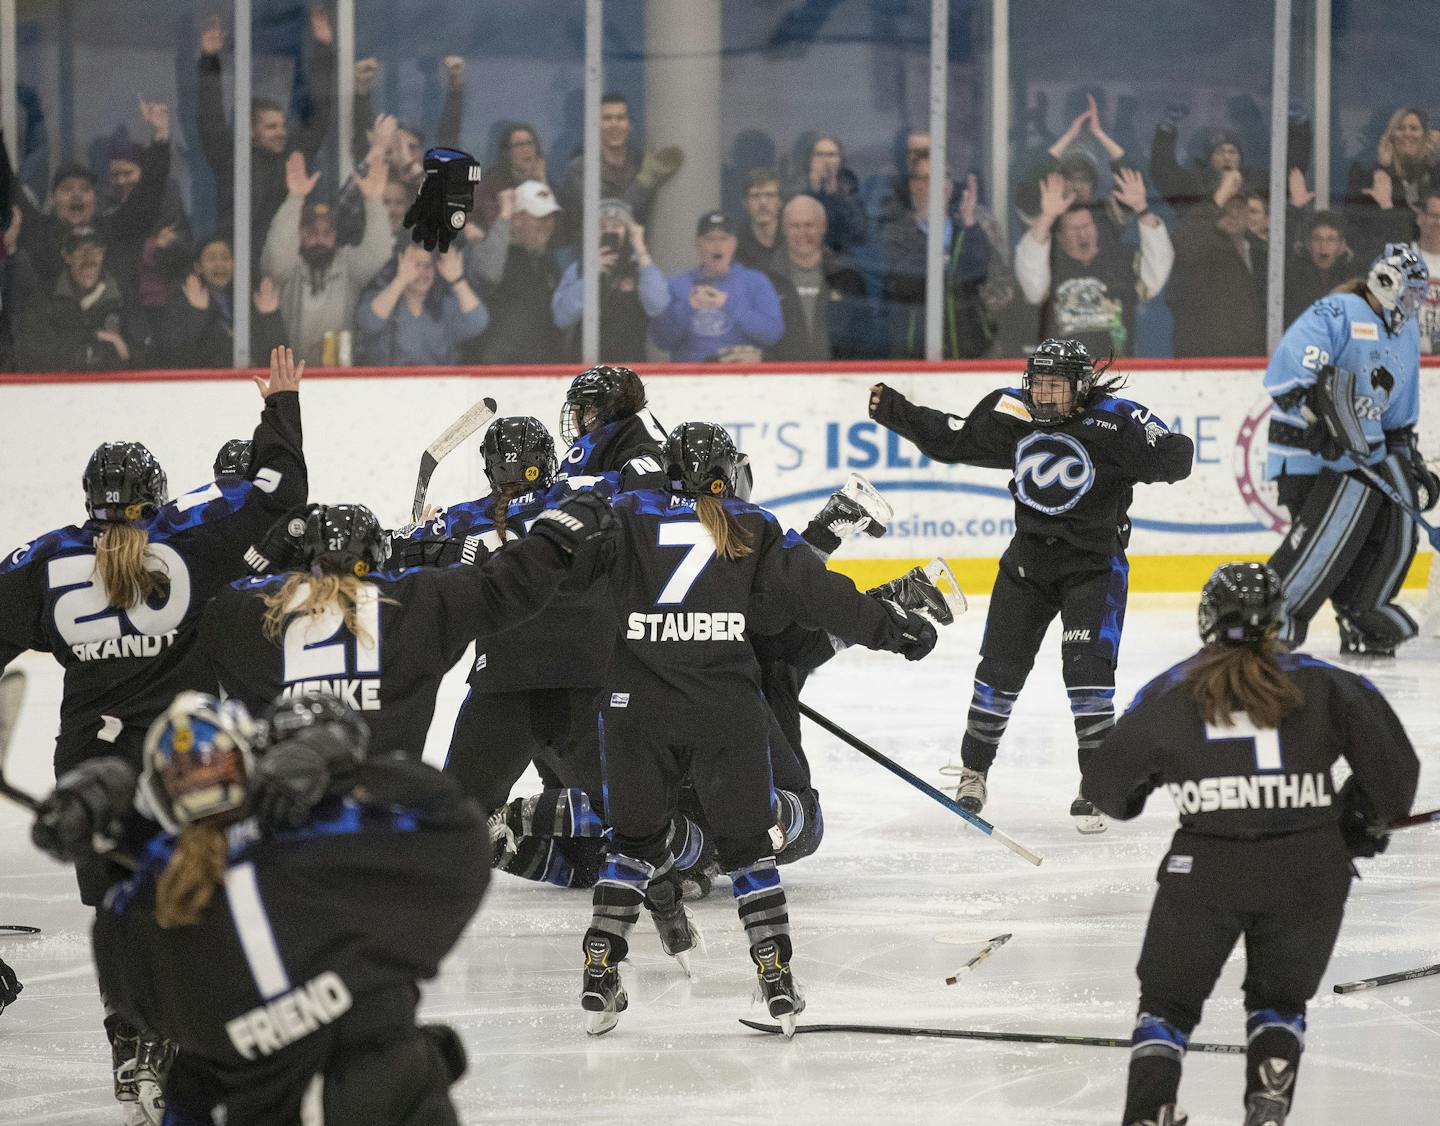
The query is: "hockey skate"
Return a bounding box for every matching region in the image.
[1243,1057,1295,1126]
[751,940,805,1038]
[645,872,705,977]
[816,472,893,542]
[953,767,988,815]
[486,805,518,870]
[1336,612,1397,659]
[1127,1106,1188,1126]
[868,558,967,626]
[1070,793,1108,835]
[128,1035,174,1126]
[581,935,628,1036]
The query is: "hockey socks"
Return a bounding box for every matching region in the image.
[1245,1009,1303,1121]
[731,857,790,949]
[959,680,1019,772]
[589,849,674,957]
[502,787,606,839]
[1123,1012,1188,1125]
[1066,684,1115,770]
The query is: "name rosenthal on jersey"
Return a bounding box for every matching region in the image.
[1166,772,1333,815]
[625,611,747,642]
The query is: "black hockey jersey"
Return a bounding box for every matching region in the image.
[0,392,306,765]
[1084,651,1418,838]
[601,489,902,729]
[197,532,576,756]
[93,757,486,1125]
[555,411,667,490]
[873,384,1193,554]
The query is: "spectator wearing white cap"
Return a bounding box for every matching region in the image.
[650,210,783,363]
[467,179,565,363]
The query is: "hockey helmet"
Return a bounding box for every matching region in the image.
[261,689,370,762]
[213,438,254,480]
[1197,562,1286,646]
[141,692,258,834]
[665,421,743,498]
[297,504,390,577]
[1365,243,1429,333]
[1022,338,1097,424]
[482,416,558,491]
[83,442,168,522]
[560,364,646,445]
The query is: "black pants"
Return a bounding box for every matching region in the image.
[1269,463,1417,647]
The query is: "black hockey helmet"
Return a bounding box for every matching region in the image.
[260,689,370,761]
[482,416,558,491]
[665,421,742,498]
[1197,562,1286,646]
[83,441,168,522]
[296,504,390,576]
[213,438,254,480]
[1022,338,1099,424]
[560,364,646,445]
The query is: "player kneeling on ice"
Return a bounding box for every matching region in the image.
[30,690,489,1125]
[1081,563,1418,1126]
[870,338,1194,833]
[579,422,937,1037]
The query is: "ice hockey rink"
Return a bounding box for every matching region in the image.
[1,592,1436,1125]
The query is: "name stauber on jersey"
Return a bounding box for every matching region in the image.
[225,970,353,1059]
[69,630,179,661]
[625,611,747,642]
[276,678,381,711]
[1168,772,1333,814]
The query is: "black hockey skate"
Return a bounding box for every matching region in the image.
[868,558,966,626]
[1070,793,1108,835]
[751,940,805,1038]
[108,1015,141,1105]
[486,805,518,870]
[645,871,704,976]
[130,1034,175,1126]
[581,935,628,1036]
[814,472,893,544]
[1127,1106,1188,1126]
[1336,612,1397,659]
[1243,1057,1295,1126]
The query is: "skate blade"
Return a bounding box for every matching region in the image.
[922,557,967,621]
[779,1012,797,1038]
[843,472,894,534]
[585,1008,621,1036]
[673,949,695,978]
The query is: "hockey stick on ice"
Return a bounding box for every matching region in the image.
[0,671,41,813]
[945,932,1011,985]
[738,1019,1245,1053]
[1333,962,1440,994]
[0,925,41,935]
[411,397,498,521]
[1390,806,1440,829]
[798,703,1042,867]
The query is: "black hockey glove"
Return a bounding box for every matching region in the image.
[0,955,20,1013]
[529,490,616,555]
[389,535,472,570]
[246,505,315,575]
[31,757,138,863]
[880,601,938,662]
[1337,776,1391,859]
[1386,427,1440,512]
[404,148,482,252]
[250,724,363,833]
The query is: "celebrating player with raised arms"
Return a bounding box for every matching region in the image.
[556,364,668,487]
[1082,563,1418,1126]
[197,490,613,759]
[32,690,488,1125]
[579,421,937,1036]
[870,338,1194,832]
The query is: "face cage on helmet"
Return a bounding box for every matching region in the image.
[1022,370,1090,424]
[140,702,255,835]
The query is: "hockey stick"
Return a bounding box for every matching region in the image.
[738,1019,1245,1053]
[1390,807,1440,830]
[1333,962,1440,994]
[411,397,498,521]
[945,932,1011,985]
[798,703,1043,867]
[1351,462,1440,551]
[0,671,40,812]
[0,925,41,935]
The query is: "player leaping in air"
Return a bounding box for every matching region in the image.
[869,339,1194,833]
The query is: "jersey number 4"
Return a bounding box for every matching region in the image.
[1203,715,1283,771]
[655,522,715,605]
[282,583,382,682]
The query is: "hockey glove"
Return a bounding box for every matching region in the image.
[529,490,615,555]
[251,724,363,832]
[31,757,138,863]
[1337,776,1391,859]
[1386,427,1440,512]
[246,505,315,575]
[389,535,472,570]
[404,148,481,252]
[880,601,938,662]
[0,955,20,1013]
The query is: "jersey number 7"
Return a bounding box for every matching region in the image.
[655,522,715,605]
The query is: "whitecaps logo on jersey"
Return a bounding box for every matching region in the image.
[1012,431,1094,515]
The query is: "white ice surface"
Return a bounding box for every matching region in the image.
[0,594,1437,1125]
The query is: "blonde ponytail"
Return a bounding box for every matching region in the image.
[155,821,230,928]
[696,494,753,561]
[94,523,170,611]
[261,572,385,647]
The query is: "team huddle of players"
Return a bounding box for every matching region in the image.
[0,234,1430,1126]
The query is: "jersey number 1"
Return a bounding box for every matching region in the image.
[1203,715,1282,772]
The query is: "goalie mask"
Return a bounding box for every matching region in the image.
[1197,562,1285,646]
[1022,339,1098,424]
[482,416,558,491]
[560,365,646,446]
[83,442,168,522]
[297,504,390,577]
[665,421,743,499]
[1365,243,1428,334]
[141,692,258,834]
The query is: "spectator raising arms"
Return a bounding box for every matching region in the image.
[1015,168,1173,358]
[552,198,667,364]
[16,226,144,371]
[356,243,488,365]
[467,181,565,364]
[261,151,391,366]
[1344,106,1440,260]
[350,55,464,195]
[650,210,783,363]
[156,237,288,368]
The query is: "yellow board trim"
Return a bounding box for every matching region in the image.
[830,552,1434,595]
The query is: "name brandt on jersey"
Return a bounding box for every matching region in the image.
[1167,772,1333,814]
[70,630,179,661]
[626,612,747,642]
[225,971,353,1059]
[277,679,381,711]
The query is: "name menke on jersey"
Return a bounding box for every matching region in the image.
[625,494,747,643]
[275,678,380,711]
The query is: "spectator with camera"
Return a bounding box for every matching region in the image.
[794,133,866,256]
[156,236,288,368]
[551,198,666,364]
[1168,189,1267,357]
[15,226,144,370]
[651,210,783,363]
[467,180,565,364]
[735,168,786,272]
[767,194,872,361]
[356,242,487,365]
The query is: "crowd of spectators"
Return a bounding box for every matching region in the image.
[2,10,1439,371]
